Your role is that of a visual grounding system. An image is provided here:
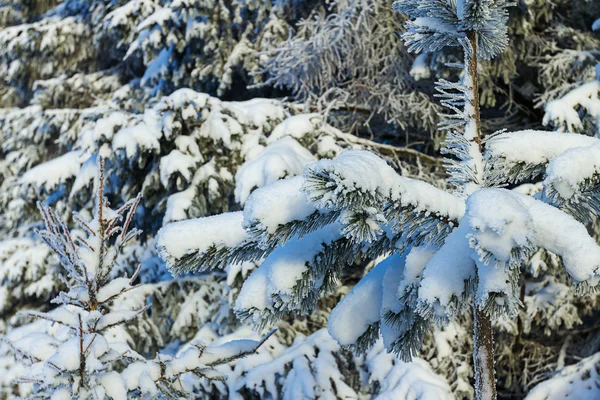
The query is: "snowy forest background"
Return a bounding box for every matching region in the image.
[1,0,600,399]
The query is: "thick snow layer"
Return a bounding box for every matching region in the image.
[405,246,437,282]
[376,357,455,399]
[159,89,211,115]
[47,333,109,376]
[96,277,132,303]
[243,176,317,235]
[467,189,533,264]
[305,150,400,209]
[162,158,222,225]
[305,150,464,220]
[10,332,59,361]
[467,189,600,285]
[485,130,598,166]
[121,361,161,392]
[70,154,98,198]
[235,224,341,317]
[474,258,514,312]
[197,337,265,366]
[20,151,83,191]
[227,98,287,129]
[104,0,158,28]
[234,137,316,205]
[78,111,135,152]
[525,352,600,399]
[157,212,247,261]
[418,223,475,315]
[391,178,466,220]
[328,258,388,346]
[199,107,243,147]
[380,254,407,348]
[544,142,600,199]
[99,371,128,400]
[96,309,145,331]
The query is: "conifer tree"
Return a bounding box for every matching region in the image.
[0,82,435,396]
[158,2,600,398]
[1,158,273,399]
[3,0,600,398]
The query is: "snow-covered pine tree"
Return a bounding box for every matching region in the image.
[1,157,273,399]
[4,0,600,398]
[0,85,419,327]
[0,74,439,396]
[262,0,600,152]
[0,0,291,108]
[158,1,600,398]
[122,0,294,98]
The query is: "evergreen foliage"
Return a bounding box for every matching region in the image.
[2,0,600,399]
[159,1,600,398]
[1,158,273,399]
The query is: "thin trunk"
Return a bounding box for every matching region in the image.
[78,314,86,387]
[467,30,497,400]
[474,304,497,400]
[467,31,483,153]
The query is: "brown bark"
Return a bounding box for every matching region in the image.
[474,305,497,400]
[468,30,498,400]
[467,30,483,152]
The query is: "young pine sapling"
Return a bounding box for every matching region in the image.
[2,158,274,399]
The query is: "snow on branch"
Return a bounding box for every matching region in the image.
[418,223,476,324]
[385,177,465,251]
[526,352,600,400]
[234,224,355,328]
[237,329,358,399]
[242,176,339,250]
[542,143,600,222]
[303,150,398,212]
[3,157,275,399]
[20,151,85,195]
[364,338,455,399]
[484,130,599,186]
[467,189,600,295]
[302,150,397,244]
[234,137,316,206]
[543,80,600,134]
[329,247,439,362]
[303,150,461,245]
[156,212,248,275]
[327,256,389,354]
[384,248,437,362]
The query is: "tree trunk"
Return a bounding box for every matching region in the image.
[467,30,497,400]
[473,303,497,400]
